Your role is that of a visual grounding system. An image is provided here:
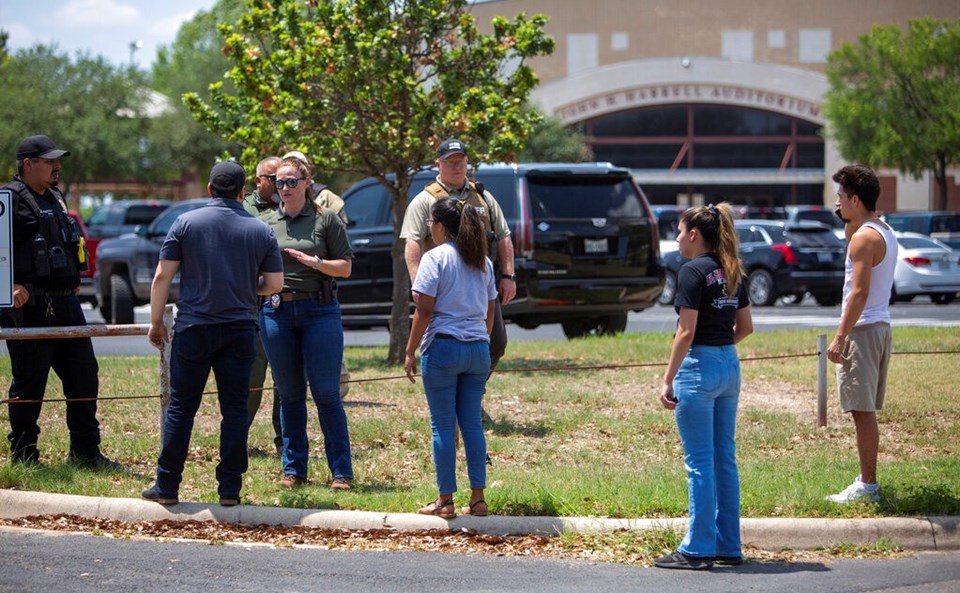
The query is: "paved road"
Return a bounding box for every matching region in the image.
[1,529,958,593]
[6,297,952,356]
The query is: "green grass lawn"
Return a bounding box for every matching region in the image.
[1,327,958,519]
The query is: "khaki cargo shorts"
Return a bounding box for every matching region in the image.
[835,322,892,413]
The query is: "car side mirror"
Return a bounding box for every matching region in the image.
[134,224,148,237]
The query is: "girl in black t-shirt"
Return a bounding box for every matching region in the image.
[654,203,753,571]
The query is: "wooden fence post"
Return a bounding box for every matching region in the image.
[817,333,827,427]
[158,305,173,442]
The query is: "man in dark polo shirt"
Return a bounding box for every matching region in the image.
[142,161,284,506]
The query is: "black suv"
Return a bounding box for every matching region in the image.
[660,219,845,307]
[337,163,665,338]
[95,199,209,323]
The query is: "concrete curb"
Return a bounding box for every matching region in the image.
[1,489,957,551]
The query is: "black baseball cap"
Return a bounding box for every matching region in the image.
[437,138,467,160]
[17,135,71,159]
[209,161,246,196]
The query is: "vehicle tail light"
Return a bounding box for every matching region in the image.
[903,256,932,266]
[771,244,798,265]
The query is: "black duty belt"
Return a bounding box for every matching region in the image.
[266,282,337,309]
[279,291,319,302]
[37,288,75,297]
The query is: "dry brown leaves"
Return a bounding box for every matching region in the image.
[0,514,884,566]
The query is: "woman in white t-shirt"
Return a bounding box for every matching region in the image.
[404,197,498,519]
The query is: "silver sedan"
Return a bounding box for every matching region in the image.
[892,232,960,305]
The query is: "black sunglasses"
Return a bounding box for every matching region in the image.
[276,177,305,189]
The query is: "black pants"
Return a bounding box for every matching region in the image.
[2,294,101,459]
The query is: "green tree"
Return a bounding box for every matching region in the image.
[515,108,592,163]
[146,0,247,184]
[187,0,553,362]
[0,45,150,204]
[824,18,960,211]
[0,30,9,64]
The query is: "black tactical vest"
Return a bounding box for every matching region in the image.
[6,179,86,285]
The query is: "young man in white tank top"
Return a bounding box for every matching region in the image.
[825,164,897,504]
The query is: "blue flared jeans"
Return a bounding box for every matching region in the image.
[673,344,742,559]
[259,298,352,481]
[156,322,257,498]
[421,338,490,495]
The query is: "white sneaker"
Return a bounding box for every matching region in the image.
[825,477,880,503]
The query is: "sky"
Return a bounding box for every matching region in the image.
[2,0,220,69]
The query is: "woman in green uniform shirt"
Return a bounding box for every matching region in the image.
[258,156,355,491]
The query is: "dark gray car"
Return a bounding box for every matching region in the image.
[659,219,845,307]
[95,199,209,323]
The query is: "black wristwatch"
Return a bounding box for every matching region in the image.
[501,273,516,281]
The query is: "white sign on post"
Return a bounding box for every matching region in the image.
[0,189,12,307]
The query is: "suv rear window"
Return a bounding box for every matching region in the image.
[525,174,644,219]
[125,205,168,225]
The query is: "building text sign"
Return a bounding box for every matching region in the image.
[557,84,823,125]
[0,189,12,307]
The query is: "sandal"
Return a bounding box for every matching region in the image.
[417,498,456,519]
[461,498,488,517]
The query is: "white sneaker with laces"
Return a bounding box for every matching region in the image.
[825,477,880,503]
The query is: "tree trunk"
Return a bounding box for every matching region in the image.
[935,153,949,211]
[387,236,412,364]
[386,177,413,365]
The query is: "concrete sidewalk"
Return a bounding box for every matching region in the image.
[1,489,957,551]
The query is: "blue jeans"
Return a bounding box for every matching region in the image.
[421,338,490,494]
[673,344,742,559]
[260,298,352,481]
[156,323,257,498]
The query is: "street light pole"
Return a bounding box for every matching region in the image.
[128,40,143,67]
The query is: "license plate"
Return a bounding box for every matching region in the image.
[817,252,832,262]
[584,238,608,254]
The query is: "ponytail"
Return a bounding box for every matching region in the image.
[432,197,488,271]
[680,202,744,297]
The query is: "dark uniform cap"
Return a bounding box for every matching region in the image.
[437,138,467,160]
[209,161,246,196]
[17,135,71,159]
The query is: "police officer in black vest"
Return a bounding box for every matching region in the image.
[1,135,122,470]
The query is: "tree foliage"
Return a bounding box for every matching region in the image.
[824,18,960,210]
[187,0,554,362]
[0,44,152,203]
[516,109,592,163]
[146,0,248,183]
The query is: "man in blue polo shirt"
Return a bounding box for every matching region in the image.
[142,161,283,506]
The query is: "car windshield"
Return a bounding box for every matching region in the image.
[526,175,643,219]
[86,206,111,225]
[150,202,203,236]
[898,236,947,250]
